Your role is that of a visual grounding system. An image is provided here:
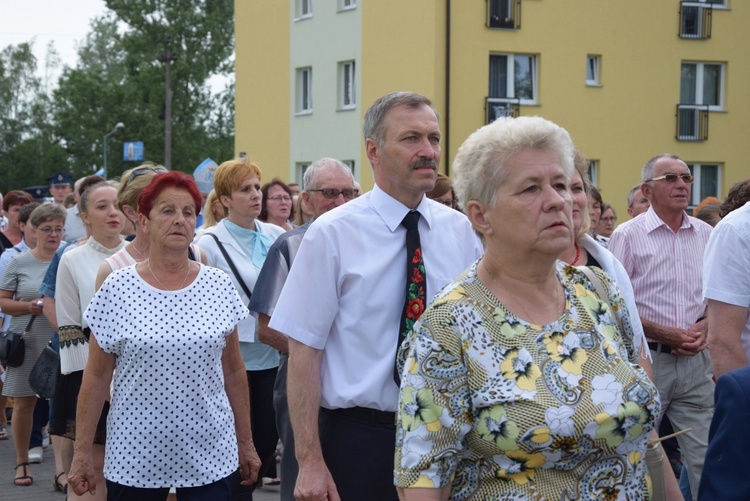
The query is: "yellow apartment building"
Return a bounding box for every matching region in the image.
[235,0,749,216]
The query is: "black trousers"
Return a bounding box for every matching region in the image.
[231,367,279,501]
[319,407,399,501]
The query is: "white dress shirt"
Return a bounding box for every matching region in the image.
[269,185,483,412]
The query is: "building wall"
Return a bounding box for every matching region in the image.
[234,1,290,179]
[236,0,749,217]
[290,1,362,185]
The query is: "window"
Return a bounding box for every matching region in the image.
[678,62,723,140]
[679,0,721,39]
[487,0,521,29]
[342,160,355,176]
[339,0,356,10]
[687,163,721,208]
[338,61,356,110]
[586,55,601,86]
[296,67,313,114]
[296,162,311,186]
[489,54,537,104]
[296,0,312,20]
[681,62,724,109]
[588,160,599,187]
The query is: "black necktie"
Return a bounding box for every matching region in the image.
[394,210,426,385]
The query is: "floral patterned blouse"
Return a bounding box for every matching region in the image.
[394,262,660,501]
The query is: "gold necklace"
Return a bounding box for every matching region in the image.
[147,259,191,291]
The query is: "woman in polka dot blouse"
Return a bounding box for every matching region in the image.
[67,171,261,500]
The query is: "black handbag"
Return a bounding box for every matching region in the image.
[28,345,60,399]
[0,316,35,368]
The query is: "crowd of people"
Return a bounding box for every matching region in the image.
[0,90,749,501]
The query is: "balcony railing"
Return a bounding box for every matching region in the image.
[487,0,521,30]
[486,97,520,124]
[679,1,712,39]
[676,104,710,141]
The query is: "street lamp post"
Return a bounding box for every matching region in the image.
[102,122,125,179]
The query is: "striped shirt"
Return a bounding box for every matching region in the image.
[609,206,712,338]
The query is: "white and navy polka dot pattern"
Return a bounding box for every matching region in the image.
[84,264,248,488]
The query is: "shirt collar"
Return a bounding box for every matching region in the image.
[643,205,693,234]
[371,184,432,233]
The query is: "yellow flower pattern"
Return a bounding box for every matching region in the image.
[394,262,659,500]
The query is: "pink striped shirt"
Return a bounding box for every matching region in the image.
[609,207,712,338]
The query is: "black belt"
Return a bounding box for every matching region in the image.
[322,406,395,425]
[648,342,672,354]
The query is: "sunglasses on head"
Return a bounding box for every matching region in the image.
[126,167,168,187]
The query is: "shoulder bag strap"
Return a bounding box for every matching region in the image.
[576,265,611,309]
[207,233,253,300]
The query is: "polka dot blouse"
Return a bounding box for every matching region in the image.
[84,264,248,488]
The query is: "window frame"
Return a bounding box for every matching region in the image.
[296,162,312,187]
[338,60,356,110]
[588,160,599,187]
[295,0,313,20]
[586,55,602,87]
[339,0,356,11]
[295,67,313,115]
[489,53,538,105]
[687,162,722,208]
[680,61,725,111]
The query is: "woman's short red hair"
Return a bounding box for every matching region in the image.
[138,171,202,217]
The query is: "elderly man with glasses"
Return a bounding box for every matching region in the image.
[609,153,714,500]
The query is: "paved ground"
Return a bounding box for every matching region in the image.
[1,420,280,500]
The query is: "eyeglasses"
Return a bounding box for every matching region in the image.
[600,217,618,223]
[307,188,357,200]
[267,196,292,202]
[434,199,454,207]
[126,166,168,187]
[37,227,64,235]
[648,173,694,184]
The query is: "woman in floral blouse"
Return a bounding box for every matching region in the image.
[394,116,661,500]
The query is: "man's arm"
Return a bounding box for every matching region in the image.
[287,338,340,501]
[257,313,289,353]
[706,299,749,379]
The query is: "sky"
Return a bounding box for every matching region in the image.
[0,0,108,80]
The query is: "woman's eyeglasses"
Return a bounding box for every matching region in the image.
[307,188,357,200]
[37,226,64,235]
[126,167,168,187]
[267,196,293,202]
[435,199,454,207]
[647,173,694,184]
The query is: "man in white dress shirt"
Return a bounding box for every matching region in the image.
[269,92,483,501]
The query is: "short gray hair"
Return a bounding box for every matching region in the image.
[641,153,683,183]
[453,116,575,208]
[30,203,66,228]
[303,158,355,190]
[363,92,437,147]
[627,183,642,208]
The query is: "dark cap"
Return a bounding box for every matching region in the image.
[23,185,50,201]
[48,172,72,186]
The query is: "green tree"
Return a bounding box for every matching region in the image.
[53,0,236,180]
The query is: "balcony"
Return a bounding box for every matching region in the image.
[486,97,520,124]
[679,1,712,39]
[676,104,709,141]
[487,0,521,30]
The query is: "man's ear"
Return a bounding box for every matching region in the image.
[365,138,380,169]
[641,182,653,201]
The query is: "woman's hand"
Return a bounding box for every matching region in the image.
[68,453,97,496]
[238,441,261,486]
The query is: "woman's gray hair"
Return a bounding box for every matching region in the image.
[303,158,354,190]
[452,116,575,207]
[30,203,67,228]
